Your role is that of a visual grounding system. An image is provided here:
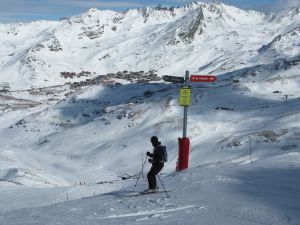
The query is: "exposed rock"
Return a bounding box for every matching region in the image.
[116,111,127,119]
[79,25,104,39]
[226,140,242,147]
[281,145,297,151]
[259,131,278,143]
[144,91,154,97]
[178,8,204,43]
[47,38,63,52]
[215,106,234,111]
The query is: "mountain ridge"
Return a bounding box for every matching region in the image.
[2,2,298,90]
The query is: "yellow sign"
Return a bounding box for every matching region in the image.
[179,86,191,106]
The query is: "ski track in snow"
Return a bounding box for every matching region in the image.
[102,205,198,219]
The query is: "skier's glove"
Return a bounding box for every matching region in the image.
[148,158,153,163]
[146,151,151,156]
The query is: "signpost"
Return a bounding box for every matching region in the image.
[162,72,217,171]
[179,85,191,106]
[163,75,184,83]
[177,71,190,171]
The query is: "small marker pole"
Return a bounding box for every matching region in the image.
[157,174,169,198]
[249,136,253,163]
[135,156,148,187]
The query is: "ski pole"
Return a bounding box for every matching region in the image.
[157,174,169,198]
[134,156,148,187]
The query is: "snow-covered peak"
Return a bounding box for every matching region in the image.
[272,6,300,25]
[284,6,300,24]
[68,7,118,25]
[259,26,300,57]
[138,6,178,23]
[287,6,300,17]
[221,3,267,24]
[119,2,265,25]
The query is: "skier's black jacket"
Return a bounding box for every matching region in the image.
[148,144,164,164]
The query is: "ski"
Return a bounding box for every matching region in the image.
[119,190,173,197]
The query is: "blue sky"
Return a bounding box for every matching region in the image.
[0,0,298,23]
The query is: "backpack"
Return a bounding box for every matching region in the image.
[159,145,168,162]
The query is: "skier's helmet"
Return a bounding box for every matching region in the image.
[151,136,159,144]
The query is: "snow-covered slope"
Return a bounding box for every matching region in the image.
[0,2,300,225]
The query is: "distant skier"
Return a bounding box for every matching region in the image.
[146,136,167,192]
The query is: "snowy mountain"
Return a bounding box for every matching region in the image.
[0,3,299,90]
[0,2,300,225]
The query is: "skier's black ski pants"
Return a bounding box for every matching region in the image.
[147,163,164,189]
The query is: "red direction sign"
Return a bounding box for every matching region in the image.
[190,75,217,82]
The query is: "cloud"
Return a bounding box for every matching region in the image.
[273,0,300,11]
[253,0,300,12]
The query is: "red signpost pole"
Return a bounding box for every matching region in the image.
[177,137,190,171]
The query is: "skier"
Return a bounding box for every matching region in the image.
[146,136,165,192]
